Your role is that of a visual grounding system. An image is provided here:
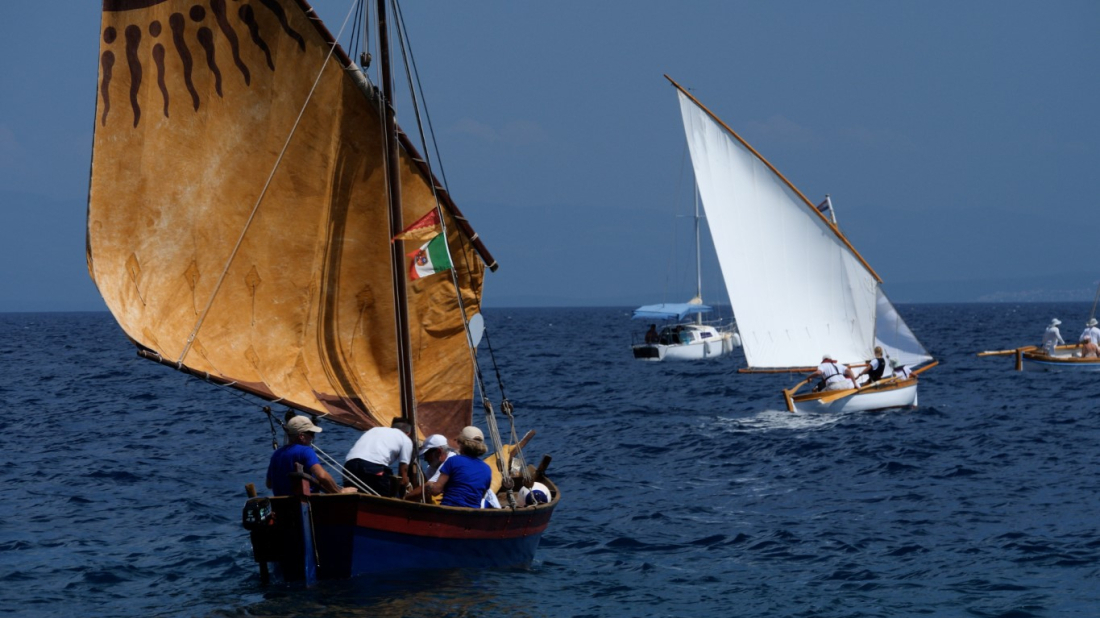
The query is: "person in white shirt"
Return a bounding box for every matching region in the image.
[1078,318,1100,348]
[890,358,914,379]
[1041,318,1065,356]
[807,354,855,391]
[344,420,414,496]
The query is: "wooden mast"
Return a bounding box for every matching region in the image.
[665,74,882,284]
[378,0,417,429]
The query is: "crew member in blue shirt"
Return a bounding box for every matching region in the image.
[426,426,492,508]
[266,415,348,496]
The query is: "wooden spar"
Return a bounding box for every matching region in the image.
[977,349,1022,357]
[739,362,867,374]
[378,0,417,428]
[912,360,939,375]
[978,346,1036,358]
[295,0,497,271]
[664,74,882,284]
[739,367,816,374]
[510,430,536,457]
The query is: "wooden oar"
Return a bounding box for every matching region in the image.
[817,361,937,404]
[977,345,1035,357]
[816,376,899,405]
[781,376,813,412]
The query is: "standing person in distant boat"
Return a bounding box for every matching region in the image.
[808,354,855,391]
[857,346,890,384]
[1041,318,1065,355]
[1079,318,1100,348]
[645,324,659,344]
[1079,336,1100,358]
[266,415,351,496]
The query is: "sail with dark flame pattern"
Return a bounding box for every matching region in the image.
[88,0,493,439]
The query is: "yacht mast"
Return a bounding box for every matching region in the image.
[694,183,702,326]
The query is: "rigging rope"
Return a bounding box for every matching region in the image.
[386,3,523,496]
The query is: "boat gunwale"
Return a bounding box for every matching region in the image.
[791,376,919,404]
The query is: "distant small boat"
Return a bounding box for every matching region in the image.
[1020,346,1100,371]
[666,75,935,411]
[631,302,739,361]
[977,283,1100,371]
[631,150,739,362]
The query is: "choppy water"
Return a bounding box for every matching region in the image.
[3,304,1099,617]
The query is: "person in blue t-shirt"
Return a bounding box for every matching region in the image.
[426,426,492,508]
[266,415,348,496]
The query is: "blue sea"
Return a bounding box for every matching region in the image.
[3,304,1099,617]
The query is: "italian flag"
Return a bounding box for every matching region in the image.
[408,234,453,280]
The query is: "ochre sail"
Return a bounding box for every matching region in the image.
[88,0,487,438]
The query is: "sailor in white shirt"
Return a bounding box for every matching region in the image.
[1078,318,1100,348]
[808,354,856,391]
[890,358,914,379]
[1041,318,1065,355]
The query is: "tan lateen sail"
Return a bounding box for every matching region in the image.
[88,0,493,438]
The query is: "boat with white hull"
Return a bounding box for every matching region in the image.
[631,303,739,361]
[786,378,918,414]
[668,75,935,412]
[631,184,739,362]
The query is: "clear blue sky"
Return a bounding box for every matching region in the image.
[2,1,1097,311]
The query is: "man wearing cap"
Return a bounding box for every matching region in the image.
[806,354,856,391]
[1041,318,1064,356]
[1079,318,1100,348]
[343,419,414,496]
[406,433,501,508]
[266,415,347,496]
[404,434,453,504]
[426,426,493,508]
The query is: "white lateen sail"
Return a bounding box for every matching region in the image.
[675,87,918,370]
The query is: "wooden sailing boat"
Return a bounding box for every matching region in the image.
[632,188,740,361]
[88,0,557,582]
[667,75,936,412]
[977,283,1100,371]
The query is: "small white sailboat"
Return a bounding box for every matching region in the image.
[631,188,740,362]
[668,75,935,412]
